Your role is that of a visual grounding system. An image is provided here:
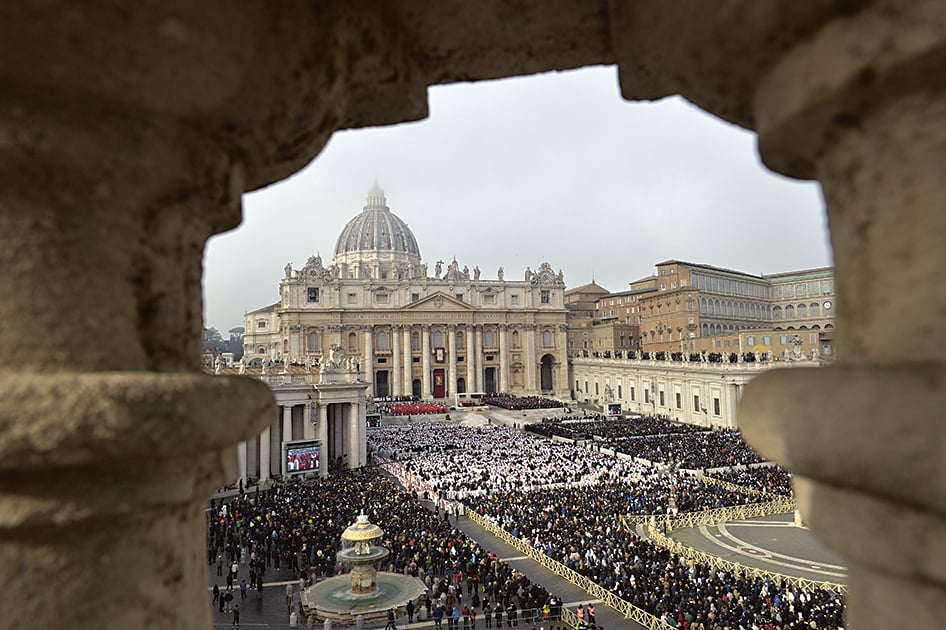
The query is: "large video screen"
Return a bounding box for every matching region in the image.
[285,440,320,474]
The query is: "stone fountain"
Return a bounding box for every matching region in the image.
[301,514,427,625]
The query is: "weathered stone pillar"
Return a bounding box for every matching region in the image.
[739,2,946,628]
[0,102,274,628]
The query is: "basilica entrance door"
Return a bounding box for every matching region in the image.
[433,369,446,398]
[484,367,496,394]
[412,379,421,399]
[375,370,389,397]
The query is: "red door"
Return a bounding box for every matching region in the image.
[433,369,446,398]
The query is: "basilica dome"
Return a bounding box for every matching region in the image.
[333,183,422,268]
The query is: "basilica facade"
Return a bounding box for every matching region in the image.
[243,184,570,401]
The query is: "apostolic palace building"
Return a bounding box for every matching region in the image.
[242,183,570,402]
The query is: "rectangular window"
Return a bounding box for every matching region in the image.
[780,335,788,344]
[411,293,420,303]
[412,356,420,363]
[617,385,622,399]
[376,357,387,364]
[307,287,320,303]
[809,333,817,344]
[659,390,665,406]
[484,294,496,305]
[763,335,772,345]
[376,293,389,304]
[694,395,700,412]
[511,295,519,305]
[257,321,266,329]
[584,381,589,393]
[347,293,357,304]
[455,293,463,301]
[644,389,650,404]
[675,392,682,409]
[713,398,721,415]
[575,380,580,391]
[595,383,599,395]
[541,290,550,304]
[746,336,755,345]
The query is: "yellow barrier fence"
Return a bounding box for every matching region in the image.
[464,509,675,629]
[621,496,795,531]
[646,524,847,595]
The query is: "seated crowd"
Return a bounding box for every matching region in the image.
[378,401,449,416]
[706,465,794,498]
[368,422,839,630]
[480,393,565,411]
[370,423,646,497]
[527,415,706,440]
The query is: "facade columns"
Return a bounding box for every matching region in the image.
[421,325,431,398]
[403,326,413,396]
[303,400,316,440]
[317,404,329,479]
[466,325,477,393]
[392,325,403,396]
[259,425,271,482]
[447,324,457,396]
[282,404,293,443]
[524,324,537,393]
[557,324,569,398]
[237,440,248,485]
[498,325,509,393]
[473,325,483,392]
[362,326,374,398]
[737,4,946,628]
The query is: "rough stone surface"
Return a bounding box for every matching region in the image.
[1,1,944,628]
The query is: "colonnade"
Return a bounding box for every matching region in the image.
[317,322,569,399]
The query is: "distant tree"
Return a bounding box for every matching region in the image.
[204,327,226,352]
[226,328,245,361]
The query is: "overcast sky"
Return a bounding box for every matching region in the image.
[203,66,832,333]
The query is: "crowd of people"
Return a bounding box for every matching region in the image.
[525,416,766,470]
[377,400,450,416]
[527,415,706,440]
[207,468,563,624]
[371,423,645,498]
[464,484,842,629]
[479,394,565,410]
[707,465,794,498]
[366,418,842,630]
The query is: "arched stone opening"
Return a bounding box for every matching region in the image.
[2,4,943,629]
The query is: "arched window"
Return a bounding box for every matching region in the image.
[282,339,288,353]
[411,331,420,350]
[511,330,520,348]
[484,329,494,347]
[543,330,552,347]
[307,332,319,351]
[376,330,388,350]
[348,332,357,352]
[785,304,795,319]
[433,330,443,347]
[797,303,807,318]
[773,306,783,320]
[456,330,464,347]
[257,346,265,354]
[810,302,820,316]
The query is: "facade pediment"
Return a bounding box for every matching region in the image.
[403,292,475,312]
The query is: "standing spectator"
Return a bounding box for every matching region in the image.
[239,579,247,600]
[232,603,240,628]
[494,603,503,629]
[433,604,444,629]
[212,583,220,605]
[385,608,397,630]
[407,600,415,624]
